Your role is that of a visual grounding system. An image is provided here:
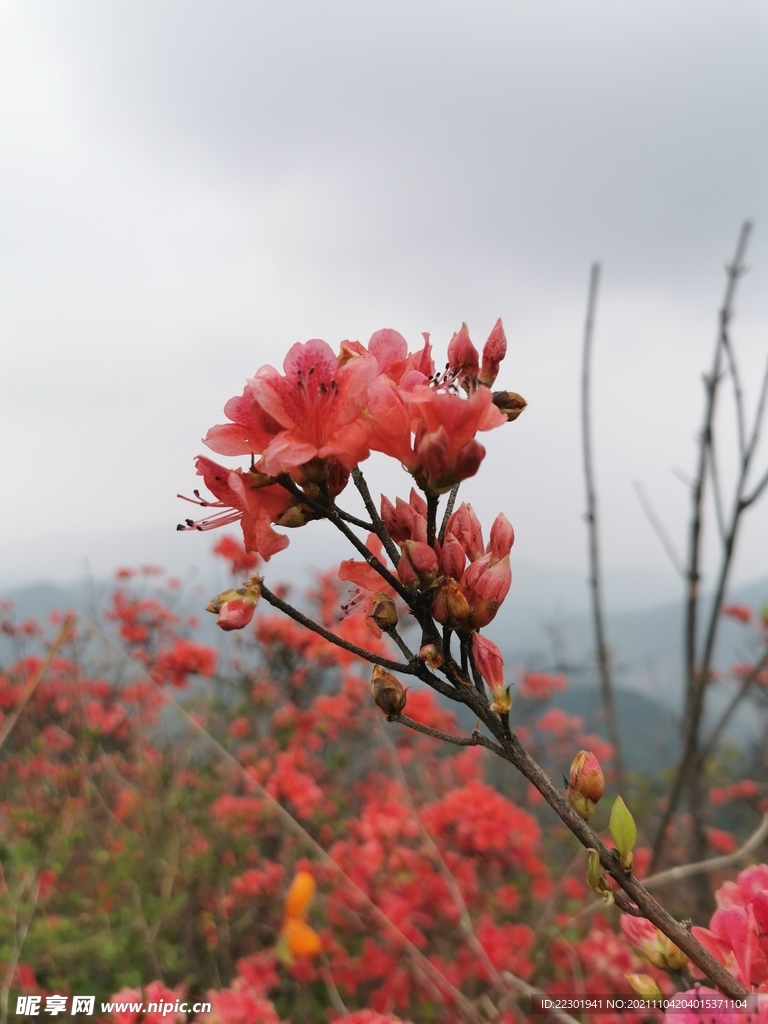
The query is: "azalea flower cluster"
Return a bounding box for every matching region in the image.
[180,321,525,714]
[179,321,522,558]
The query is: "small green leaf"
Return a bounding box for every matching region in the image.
[610,795,637,869]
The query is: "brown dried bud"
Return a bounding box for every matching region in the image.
[370,665,407,718]
[274,502,317,528]
[367,593,399,633]
[492,391,527,422]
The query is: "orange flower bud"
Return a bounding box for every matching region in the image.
[284,870,316,920]
[281,918,322,958]
[370,665,407,717]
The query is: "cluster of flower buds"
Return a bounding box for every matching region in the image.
[380,495,514,633]
[566,750,605,820]
[180,322,525,570]
[205,576,263,631]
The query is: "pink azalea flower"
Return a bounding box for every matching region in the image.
[338,534,398,637]
[178,456,292,561]
[202,387,283,457]
[249,339,377,477]
[367,376,505,494]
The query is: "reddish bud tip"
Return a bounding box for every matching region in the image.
[478,318,507,387]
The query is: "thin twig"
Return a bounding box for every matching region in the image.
[633,481,685,576]
[722,326,747,461]
[320,959,349,1017]
[391,713,504,756]
[278,475,410,601]
[744,463,768,509]
[351,467,401,566]
[426,492,439,548]
[652,221,753,869]
[260,584,414,675]
[581,262,624,783]
[385,627,415,662]
[336,510,376,531]
[438,483,460,546]
[645,812,768,889]
[701,649,768,759]
[707,434,728,545]
[745,356,768,463]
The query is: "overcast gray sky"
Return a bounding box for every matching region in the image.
[2,0,767,600]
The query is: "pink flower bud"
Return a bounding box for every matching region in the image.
[416,426,451,483]
[380,494,426,544]
[446,504,485,562]
[206,577,262,631]
[449,439,485,488]
[380,495,399,537]
[472,633,504,689]
[566,750,604,819]
[473,555,511,605]
[447,323,479,386]
[462,554,512,629]
[472,634,511,713]
[398,540,439,590]
[487,514,514,561]
[620,917,688,971]
[438,532,466,580]
[408,488,428,519]
[478,318,507,387]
